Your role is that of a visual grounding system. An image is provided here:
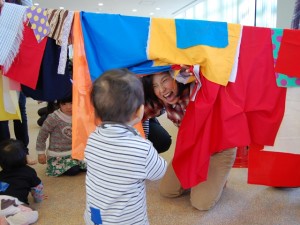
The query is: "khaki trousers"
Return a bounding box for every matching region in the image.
[159,148,237,210]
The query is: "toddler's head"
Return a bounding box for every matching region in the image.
[57,95,72,116]
[91,68,144,125]
[0,139,27,171]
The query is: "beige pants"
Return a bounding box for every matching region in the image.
[159,148,237,210]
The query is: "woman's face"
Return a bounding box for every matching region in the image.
[152,72,179,105]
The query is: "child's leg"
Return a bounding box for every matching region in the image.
[159,162,185,197]
[190,148,237,210]
[64,165,81,176]
[6,211,38,225]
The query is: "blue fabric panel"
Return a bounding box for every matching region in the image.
[81,12,170,80]
[175,19,228,49]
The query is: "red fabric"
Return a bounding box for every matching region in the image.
[4,25,47,89]
[233,146,249,168]
[173,26,287,189]
[275,29,300,78]
[248,148,300,187]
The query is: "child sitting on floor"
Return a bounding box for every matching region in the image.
[36,95,86,177]
[0,139,46,224]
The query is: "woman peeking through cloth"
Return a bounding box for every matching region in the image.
[141,65,237,210]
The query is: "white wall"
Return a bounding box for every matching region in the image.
[276,0,296,28]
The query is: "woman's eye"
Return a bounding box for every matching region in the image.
[162,78,169,83]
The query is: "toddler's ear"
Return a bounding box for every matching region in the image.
[136,104,144,121]
[128,105,144,126]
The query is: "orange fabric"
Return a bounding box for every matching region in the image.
[71,12,144,159]
[135,121,145,138]
[72,12,96,160]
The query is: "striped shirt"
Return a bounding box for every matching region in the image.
[84,123,167,225]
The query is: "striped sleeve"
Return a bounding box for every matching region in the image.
[145,143,167,180]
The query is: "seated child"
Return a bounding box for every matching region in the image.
[0,139,45,224]
[84,68,167,225]
[36,95,86,177]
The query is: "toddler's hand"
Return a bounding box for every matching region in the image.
[38,154,47,164]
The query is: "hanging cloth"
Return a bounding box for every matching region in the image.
[4,25,47,89]
[175,19,228,49]
[0,71,20,121]
[72,12,96,160]
[173,26,286,189]
[26,6,50,43]
[21,38,72,101]
[57,11,74,75]
[72,13,145,160]
[148,18,241,86]
[80,12,170,81]
[275,29,300,78]
[271,28,300,87]
[46,9,69,45]
[0,3,27,73]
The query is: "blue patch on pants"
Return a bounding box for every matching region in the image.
[0,182,9,192]
[91,207,102,224]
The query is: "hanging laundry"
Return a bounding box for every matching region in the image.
[71,12,146,160]
[80,12,170,81]
[71,12,95,160]
[148,18,241,86]
[275,29,300,78]
[57,11,74,75]
[4,25,47,89]
[26,6,50,43]
[0,71,20,121]
[175,19,228,49]
[0,2,27,73]
[21,38,72,101]
[46,9,69,46]
[173,26,286,189]
[271,28,300,87]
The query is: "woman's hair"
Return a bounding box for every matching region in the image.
[0,139,27,171]
[141,71,189,107]
[91,68,144,123]
[141,74,161,108]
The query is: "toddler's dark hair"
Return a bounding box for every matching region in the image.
[91,68,144,123]
[0,139,27,171]
[57,94,72,105]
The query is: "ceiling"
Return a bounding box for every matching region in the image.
[33,0,200,18]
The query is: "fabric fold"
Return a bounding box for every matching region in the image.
[0,3,27,73]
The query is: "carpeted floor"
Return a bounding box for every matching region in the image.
[16,99,300,225]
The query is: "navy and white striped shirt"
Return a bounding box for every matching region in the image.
[84,123,167,225]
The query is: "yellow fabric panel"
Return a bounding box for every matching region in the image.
[148,18,241,86]
[0,73,21,121]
